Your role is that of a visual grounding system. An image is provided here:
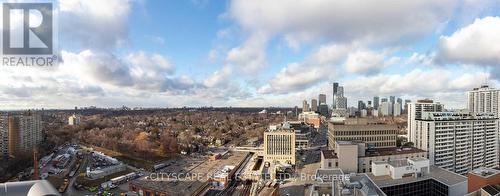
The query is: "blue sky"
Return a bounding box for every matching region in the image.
[1,0,500,109]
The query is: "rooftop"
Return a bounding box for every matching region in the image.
[367,166,467,188]
[365,147,426,157]
[321,150,338,159]
[387,159,408,167]
[315,168,344,183]
[469,167,500,178]
[131,179,205,195]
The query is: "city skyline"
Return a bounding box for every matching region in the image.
[0,0,499,110]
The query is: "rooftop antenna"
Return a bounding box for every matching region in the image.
[482,66,490,88]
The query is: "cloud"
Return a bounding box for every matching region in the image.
[222,0,456,77]
[225,33,267,73]
[59,0,132,50]
[343,69,489,105]
[436,17,500,67]
[203,66,233,88]
[228,0,456,46]
[61,50,195,93]
[258,44,349,94]
[343,50,386,75]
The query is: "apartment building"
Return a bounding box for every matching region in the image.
[467,85,500,117]
[328,118,398,149]
[412,111,499,174]
[407,99,444,142]
[0,111,43,158]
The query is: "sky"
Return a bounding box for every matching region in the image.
[1,0,500,109]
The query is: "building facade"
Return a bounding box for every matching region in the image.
[407,99,444,142]
[311,99,318,112]
[321,141,427,173]
[264,125,296,166]
[467,85,500,117]
[0,111,42,158]
[328,119,398,149]
[412,111,499,175]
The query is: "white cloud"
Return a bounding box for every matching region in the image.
[436,17,500,66]
[225,33,267,73]
[343,69,489,108]
[343,50,386,75]
[203,66,233,88]
[258,44,349,94]
[228,0,456,46]
[59,0,132,50]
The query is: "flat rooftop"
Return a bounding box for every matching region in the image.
[131,179,204,195]
[365,147,426,157]
[469,167,500,178]
[388,159,408,167]
[367,166,467,188]
[315,168,344,183]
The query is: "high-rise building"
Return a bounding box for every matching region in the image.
[379,102,393,116]
[318,94,327,104]
[357,100,365,111]
[467,85,500,117]
[381,98,388,103]
[396,98,403,113]
[0,111,42,158]
[393,102,401,116]
[389,96,395,104]
[332,82,339,109]
[373,96,380,110]
[264,124,296,166]
[411,111,499,175]
[311,99,318,112]
[335,97,347,110]
[337,86,344,97]
[318,103,329,118]
[404,99,411,113]
[407,99,443,142]
[0,115,8,158]
[302,100,309,112]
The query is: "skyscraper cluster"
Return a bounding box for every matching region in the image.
[355,96,408,117]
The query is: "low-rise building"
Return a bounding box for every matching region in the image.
[210,165,235,190]
[287,121,312,149]
[309,168,386,196]
[321,141,427,173]
[328,118,398,149]
[367,158,468,196]
[467,167,500,194]
[298,111,321,128]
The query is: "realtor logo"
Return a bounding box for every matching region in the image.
[1,2,57,66]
